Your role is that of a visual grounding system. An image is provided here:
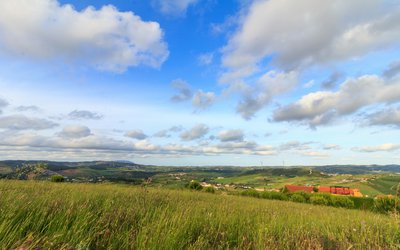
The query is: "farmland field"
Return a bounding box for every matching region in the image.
[0,180,399,249]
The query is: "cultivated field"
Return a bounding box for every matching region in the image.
[0,180,399,249]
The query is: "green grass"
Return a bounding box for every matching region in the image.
[0,180,399,249]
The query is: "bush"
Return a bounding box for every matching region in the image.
[241,189,260,198]
[50,175,65,183]
[374,195,400,213]
[293,191,311,201]
[260,191,288,201]
[310,196,329,206]
[204,186,215,193]
[349,197,374,210]
[330,196,354,208]
[290,193,306,203]
[188,181,203,191]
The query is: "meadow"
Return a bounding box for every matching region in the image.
[0,180,399,249]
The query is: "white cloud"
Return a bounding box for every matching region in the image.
[218,129,244,142]
[151,0,198,16]
[125,130,148,140]
[153,126,183,138]
[353,143,400,153]
[279,141,311,151]
[0,115,58,130]
[236,70,298,119]
[68,110,103,120]
[180,124,209,141]
[0,0,169,72]
[59,125,91,138]
[0,130,276,158]
[170,79,193,102]
[171,80,216,110]
[221,0,400,80]
[15,105,41,112]
[323,144,341,150]
[192,90,216,110]
[366,107,400,127]
[273,75,400,127]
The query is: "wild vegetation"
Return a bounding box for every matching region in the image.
[1,161,400,197]
[0,180,399,249]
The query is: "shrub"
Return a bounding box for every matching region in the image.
[290,193,306,203]
[241,189,260,198]
[310,196,328,206]
[188,181,203,191]
[260,191,288,201]
[330,196,354,208]
[349,197,374,210]
[50,175,65,183]
[374,195,400,213]
[293,191,311,201]
[204,186,215,193]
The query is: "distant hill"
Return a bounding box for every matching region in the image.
[314,165,400,174]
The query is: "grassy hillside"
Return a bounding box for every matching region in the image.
[0,181,399,249]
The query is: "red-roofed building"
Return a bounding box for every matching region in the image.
[284,185,363,197]
[318,186,351,195]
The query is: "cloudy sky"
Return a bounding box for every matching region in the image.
[0,0,399,166]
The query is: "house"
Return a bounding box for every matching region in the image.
[284,184,363,197]
[318,186,363,197]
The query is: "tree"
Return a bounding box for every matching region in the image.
[188,180,203,190]
[51,175,65,183]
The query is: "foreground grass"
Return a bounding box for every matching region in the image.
[0,181,399,249]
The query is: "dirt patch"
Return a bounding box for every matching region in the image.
[60,169,81,175]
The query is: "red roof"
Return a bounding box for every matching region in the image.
[285,185,314,193]
[318,186,352,195]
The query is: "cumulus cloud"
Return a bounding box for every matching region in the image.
[323,144,341,150]
[366,107,400,127]
[68,110,103,120]
[221,0,400,80]
[151,0,198,16]
[154,126,183,138]
[125,130,148,140]
[59,125,91,138]
[383,61,400,79]
[214,141,276,156]
[279,141,311,151]
[192,90,216,110]
[15,105,41,112]
[0,115,58,130]
[273,75,400,127]
[0,98,8,114]
[171,80,217,110]
[0,130,276,158]
[170,79,193,102]
[180,124,209,141]
[218,129,244,142]
[0,0,168,72]
[236,70,298,119]
[353,143,400,153]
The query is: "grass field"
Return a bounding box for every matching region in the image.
[0,180,399,249]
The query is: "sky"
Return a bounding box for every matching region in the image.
[0,0,399,166]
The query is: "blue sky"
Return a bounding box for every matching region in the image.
[0,0,399,166]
